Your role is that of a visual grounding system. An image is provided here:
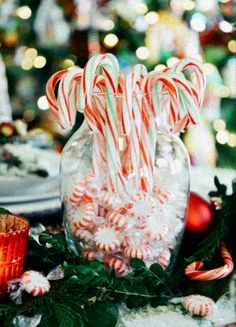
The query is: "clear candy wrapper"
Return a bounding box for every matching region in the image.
[8,266,64,303]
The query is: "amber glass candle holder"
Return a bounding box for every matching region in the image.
[0,214,29,299]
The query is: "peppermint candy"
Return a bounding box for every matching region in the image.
[124,244,150,260]
[158,249,171,269]
[140,219,168,241]
[69,183,85,203]
[82,249,96,261]
[106,211,127,230]
[75,228,94,244]
[183,294,215,316]
[94,226,122,252]
[21,271,50,296]
[109,258,129,277]
[74,199,96,228]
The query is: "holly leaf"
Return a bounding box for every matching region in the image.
[86,302,118,327]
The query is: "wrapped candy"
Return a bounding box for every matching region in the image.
[46,53,206,273]
[8,266,64,303]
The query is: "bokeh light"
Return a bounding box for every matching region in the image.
[136,47,150,60]
[216,130,229,144]
[34,56,46,69]
[213,119,226,132]
[145,12,159,25]
[37,95,49,110]
[16,6,32,20]
[190,13,207,32]
[103,34,119,48]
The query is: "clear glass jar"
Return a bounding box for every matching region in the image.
[60,94,190,275]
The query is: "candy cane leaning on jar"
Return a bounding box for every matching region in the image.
[185,242,234,281]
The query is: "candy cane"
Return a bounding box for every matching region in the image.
[141,72,179,191]
[80,54,125,192]
[185,242,234,281]
[172,58,206,107]
[46,68,83,130]
[125,64,147,184]
[167,72,200,132]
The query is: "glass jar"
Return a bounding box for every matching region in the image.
[60,93,190,275]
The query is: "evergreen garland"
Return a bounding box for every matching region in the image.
[0,177,235,327]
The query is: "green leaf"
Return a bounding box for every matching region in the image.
[130,258,146,269]
[149,263,173,290]
[89,261,107,276]
[86,302,118,327]
[0,207,11,214]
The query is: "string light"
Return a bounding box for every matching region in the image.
[136,47,150,60]
[167,57,179,67]
[135,3,148,15]
[154,64,167,72]
[145,12,159,25]
[190,13,207,32]
[21,59,33,70]
[103,34,119,48]
[216,130,229,144]
[37,96,49,110]
[219,21,233,33]
[102,20,115,31]
[25,48,38,60]
[213,119,226,132]
[227,133,236,147]
[34,56,46,69]
[16,6,32,20]
[228,40,236,53]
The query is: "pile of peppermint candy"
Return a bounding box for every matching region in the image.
[46,54,206,276]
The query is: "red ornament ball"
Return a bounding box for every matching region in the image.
[186,192,213,233]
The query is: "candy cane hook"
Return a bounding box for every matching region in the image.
[185,242,234,281]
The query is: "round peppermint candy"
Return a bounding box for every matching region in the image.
[183,294,215,316]
[21,270,50,296]
[94,226,122,252]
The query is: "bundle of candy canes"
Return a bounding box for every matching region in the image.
[46,53,206,276]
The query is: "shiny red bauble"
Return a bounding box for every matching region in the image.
[186,192,213,233]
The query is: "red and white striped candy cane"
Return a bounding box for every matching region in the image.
[141,72,179,191]
[80,54,125,193]
[125,64,147,184]
[46,68,83,130]
[172,58,206,108]
[185,242,234,281]
[168,72,200,132]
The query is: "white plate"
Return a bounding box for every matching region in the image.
[0,175,60,196]
[0,189,59,204]
[2,196,61,217]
